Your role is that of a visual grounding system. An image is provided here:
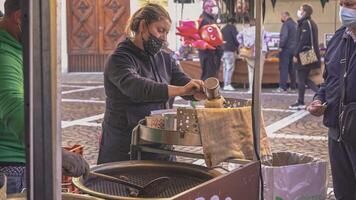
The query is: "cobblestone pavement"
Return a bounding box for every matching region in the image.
[60,73,335,199]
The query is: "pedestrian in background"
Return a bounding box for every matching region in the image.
[289,4,320,110]
[275,11,297,93]
[198,0,223,81]
[308,0,356,198]
[221,16,239,91]
[237,18,269,93]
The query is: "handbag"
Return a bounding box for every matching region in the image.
[240,46,253,58]
[239,34,254,58]
[298,20,318,66]
[339,39,356,144]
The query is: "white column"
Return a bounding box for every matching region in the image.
[0,0,4,14]
[57,0,68,73]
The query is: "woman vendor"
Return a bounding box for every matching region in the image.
[97,3,205,164]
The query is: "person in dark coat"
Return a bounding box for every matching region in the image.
[276,11,297,93]
[97,3,205,164]
[308,1,356,198]
[198,0,223,80]
[221,16,239,90]
[289,4,320,110]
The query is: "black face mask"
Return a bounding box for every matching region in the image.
[142,32,164,56]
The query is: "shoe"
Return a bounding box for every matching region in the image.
[223,85,235,91]
[289,102,306,110]
[288,88,297,93]
[273,87,287,93]
[247,90,252,94]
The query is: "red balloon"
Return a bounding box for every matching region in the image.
[192,40,216,50]
[199,24,224,47]
[176,20,224,50]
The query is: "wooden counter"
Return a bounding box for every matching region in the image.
[179,58,324,86]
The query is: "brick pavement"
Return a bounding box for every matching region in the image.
[60,73,335,199]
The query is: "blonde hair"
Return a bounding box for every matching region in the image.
[125,3,171,37]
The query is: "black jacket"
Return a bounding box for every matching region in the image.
[279,18,297,51]
[103,38,191,134]
[314,27,356,139]
[199,12,216,28]
[295,17,321,69]
[221,23,239,52]
[198,12,223,64]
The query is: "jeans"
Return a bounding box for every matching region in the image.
[223,51,236,86]
[245,53,266,92]
[279,49,296,90]
[0,166,26,194]
[296,67,319,104]
[328,132,356,200]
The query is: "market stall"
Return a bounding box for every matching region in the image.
[179,51,325,86]
[19,0,330,199]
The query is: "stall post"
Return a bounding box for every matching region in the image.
[253,0,263,198]
[23,0,61,199]
[253,0,262,161]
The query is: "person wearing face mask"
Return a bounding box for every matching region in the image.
[0,0,90,194]
[289,4,321,110]
[307,0,356,199]
[275,11,297,93]
[198,0,224,81]
[236,18,269,94]
[97,3,205,164]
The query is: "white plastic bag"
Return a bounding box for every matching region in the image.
[262,152,328,200]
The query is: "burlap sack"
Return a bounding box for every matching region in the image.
[196,106,271,167]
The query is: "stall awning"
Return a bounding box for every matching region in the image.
[270,0,330,9]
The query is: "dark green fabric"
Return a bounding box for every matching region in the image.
[0,28,25,163]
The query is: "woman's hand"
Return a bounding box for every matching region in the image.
[293,56,298,63]
[168,79,206,99]
[183,79,205,96]
[307,100,326,117]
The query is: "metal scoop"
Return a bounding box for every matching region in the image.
[90,172,170,197]
[204,77,221,100]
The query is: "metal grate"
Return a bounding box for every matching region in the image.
[176,98,252,135]
[84,171,210,198]
[68,54,108,72]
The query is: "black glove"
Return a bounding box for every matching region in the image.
[62,149,90,179]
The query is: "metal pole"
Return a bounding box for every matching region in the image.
[253,0,262,161]
[253,0,263,199]
[24,0,61,199]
